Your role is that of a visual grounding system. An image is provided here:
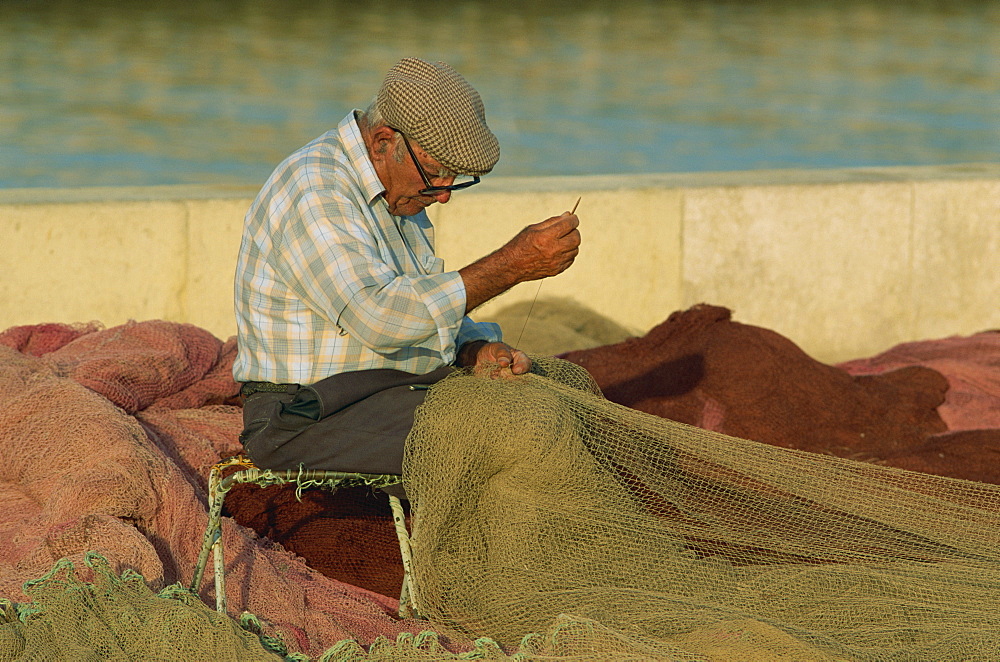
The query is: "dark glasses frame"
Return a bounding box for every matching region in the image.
[395,130,481,196]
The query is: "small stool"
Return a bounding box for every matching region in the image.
[189,455,420,619]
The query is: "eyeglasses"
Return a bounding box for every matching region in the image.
[397,132,480,196]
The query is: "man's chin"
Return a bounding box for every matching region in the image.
[388,198,430,216]
[405,200,432,215]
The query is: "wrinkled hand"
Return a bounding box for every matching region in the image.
[459,209,581,313]
[503,211,581,282]
[474,341,531,378]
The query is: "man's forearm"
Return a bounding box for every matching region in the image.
[458,249,521,313]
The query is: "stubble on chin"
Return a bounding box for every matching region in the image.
[387,197,426,217]
[404,198,431,216]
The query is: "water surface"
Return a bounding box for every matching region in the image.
[2,0,998,188]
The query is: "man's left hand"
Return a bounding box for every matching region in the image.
[473,341,531,377]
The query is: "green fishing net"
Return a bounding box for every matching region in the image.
[0,552,279,661]
[402,357,1000,660]
[0,554,677,661]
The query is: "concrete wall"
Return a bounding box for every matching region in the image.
[1,163,997,363]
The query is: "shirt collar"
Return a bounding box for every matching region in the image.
[338,110,386,207]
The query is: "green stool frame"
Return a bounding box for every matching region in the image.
[190,455,420,619]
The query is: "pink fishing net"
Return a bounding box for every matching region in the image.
[0,320,450,658]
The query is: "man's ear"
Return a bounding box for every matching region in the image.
[369,126,397,159]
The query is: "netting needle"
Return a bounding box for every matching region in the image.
[514,197,581,349]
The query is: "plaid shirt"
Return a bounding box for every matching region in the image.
[233,111,501,384]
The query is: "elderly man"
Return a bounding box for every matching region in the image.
[233,57,580,491]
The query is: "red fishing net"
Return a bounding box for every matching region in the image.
[561,304,1000,483]
[0,320,441,658]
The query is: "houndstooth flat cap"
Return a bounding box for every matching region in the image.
[376,58,500,176]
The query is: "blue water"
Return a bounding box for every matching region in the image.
[2,0,998,189]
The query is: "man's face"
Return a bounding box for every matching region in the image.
[379,133,455,216]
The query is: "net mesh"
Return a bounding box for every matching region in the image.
[0,321,435,659]
[404,357,1000,660]
[0,553,278,662]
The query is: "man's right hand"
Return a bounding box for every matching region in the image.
[459,210,581,313]
[503,212,581,281]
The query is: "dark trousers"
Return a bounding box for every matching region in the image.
[239,366,455,499]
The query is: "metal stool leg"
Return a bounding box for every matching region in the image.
[388,494,421,619]
[191,465,222,608]
[211,487,229,613]
[190,461,232,612]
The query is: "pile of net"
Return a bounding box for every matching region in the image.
[2,311,1000,660]
[0,320,447,659]
[560,304,1000,483]
[0,552,587,662]
[405,356,1000,660]
[0,553,280,661]
[224,303,1000,597]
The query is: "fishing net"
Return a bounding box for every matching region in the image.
[404,357,1000,661]
[3,316,1000,660]
[838,330,1000,432]
[559,304,952,460]
[0,553,278,662]
[0,321,438,659]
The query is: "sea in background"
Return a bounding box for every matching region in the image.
[2,0,998,189]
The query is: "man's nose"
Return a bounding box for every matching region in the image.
[431,190,451,204]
